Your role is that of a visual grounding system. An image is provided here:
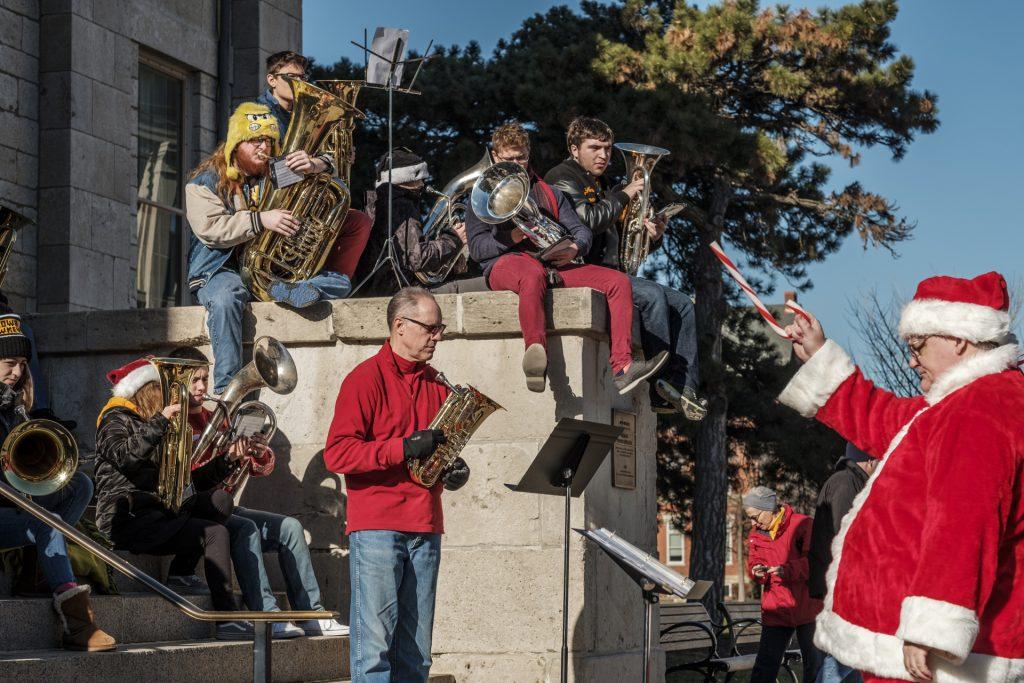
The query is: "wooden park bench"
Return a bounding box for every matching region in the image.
[660,601,802,681]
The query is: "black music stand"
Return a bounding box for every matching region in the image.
[505,418,623,683]
[349,28,438,295]
[575,527,712,683]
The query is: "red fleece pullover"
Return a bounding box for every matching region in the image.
[323,341,450,534]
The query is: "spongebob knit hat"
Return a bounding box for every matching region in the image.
[224,102,281,180]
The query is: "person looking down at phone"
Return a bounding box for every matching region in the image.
[465,122,668,395]
[743,485,823,683]
[545,117,706,419]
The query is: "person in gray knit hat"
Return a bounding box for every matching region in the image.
[743,485,823,682]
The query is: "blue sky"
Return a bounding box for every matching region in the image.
[303,1,1024,359]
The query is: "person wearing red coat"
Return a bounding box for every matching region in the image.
[743,486,823,682]
[323,286,471,683]
[779,272,1024,683]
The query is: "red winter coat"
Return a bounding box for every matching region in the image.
[323,341,451,535]
[779,340,1024,681]
[746,504,823,627]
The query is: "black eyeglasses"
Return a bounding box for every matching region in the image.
[271,72,308,82]
[401,317,446,336]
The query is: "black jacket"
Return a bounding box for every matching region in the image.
[0,383,26,508]
[466,175,592,278]
[544,158,628,268]
[354,185,464,297]
[808,457,870,599]
[94,406,232,552]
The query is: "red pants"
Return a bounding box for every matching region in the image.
[487,252,634,373]
[861,675,903,682]
[322,208,372,279]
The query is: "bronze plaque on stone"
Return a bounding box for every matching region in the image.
[611,410,637,490]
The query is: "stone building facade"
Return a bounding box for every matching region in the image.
[0,0,301,313]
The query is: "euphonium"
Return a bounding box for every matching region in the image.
[1,411,77,497]
[241,78,352,302]
[216,400,277,497]
[407,373,502,488]
[192,336,297,468]
[614,142,670,276]
[414,151,493,285]
[151,357,205,512]
[316,80,364,185]
[469,162,581,264]
[0,205,32,290]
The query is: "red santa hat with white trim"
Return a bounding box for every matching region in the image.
[107,357,158,398]
[897,271,1011,344]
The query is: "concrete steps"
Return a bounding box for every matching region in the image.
[0,635,348,683]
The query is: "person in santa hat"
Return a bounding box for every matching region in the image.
[777,271,1024,682]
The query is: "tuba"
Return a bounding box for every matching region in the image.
[414,151,493,286]
[470,162,581,264]
[614,142,670,276]
[241,78,353,302]
[407,373,502,488]
[315,80,364,185]
[0,205,32,290]
[215,400,277,498]
[192,336,297,471]
[151,357,205,512]
[1,411,77,497]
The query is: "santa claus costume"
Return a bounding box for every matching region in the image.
[778,272,1024,682]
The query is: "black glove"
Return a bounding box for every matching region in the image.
[442,457,470,491]
[403,429,446,462]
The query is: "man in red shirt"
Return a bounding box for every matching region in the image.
[324,286,470,682]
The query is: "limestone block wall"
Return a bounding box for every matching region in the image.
[27,288,663,682]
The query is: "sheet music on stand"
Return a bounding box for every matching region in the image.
[366,27,409,87]
[578,527,707,600]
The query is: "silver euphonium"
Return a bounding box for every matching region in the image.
[192,336,297,475]
[414,151,493,286]
[469,162,581,264]
[614,142,670,275]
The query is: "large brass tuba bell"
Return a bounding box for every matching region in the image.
[1,417,78,497]
[240,78,353,302]
[614,143,670,276]
[316,80,364,185]
[0,205,32,291]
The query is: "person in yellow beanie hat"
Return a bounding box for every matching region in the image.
[183,102,354,395]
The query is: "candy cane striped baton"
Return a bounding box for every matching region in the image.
[709,241,791,338]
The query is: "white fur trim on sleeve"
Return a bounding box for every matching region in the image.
[112,364,159,398]
[896,596,979,664]
[778,339,856,417]
[898,299,1010,344]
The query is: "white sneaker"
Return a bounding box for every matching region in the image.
[271,621,305,639]
[297,617,349,636]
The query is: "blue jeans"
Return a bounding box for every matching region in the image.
[226,507,324,612]
[349,531,441,683]
[816,654,862,683]
[195,268,352,392]
[0,471,92,589]
[630,276,700,393]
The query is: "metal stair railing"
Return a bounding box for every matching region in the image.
[0,481,339,683]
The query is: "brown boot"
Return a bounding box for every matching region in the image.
[53,585,117,652]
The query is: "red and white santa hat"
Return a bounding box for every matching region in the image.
[898,271,1011,344]
[106,357,158,398]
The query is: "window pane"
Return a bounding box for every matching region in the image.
[136,209,182,308]
[667,526,684,563]
[137,63,183,308]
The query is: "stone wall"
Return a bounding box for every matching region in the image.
[0,0,300,313]
[27,288,664,682]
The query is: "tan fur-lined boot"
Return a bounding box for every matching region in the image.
[53,585,117,652]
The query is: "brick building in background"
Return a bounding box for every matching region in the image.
[0,0,301,313]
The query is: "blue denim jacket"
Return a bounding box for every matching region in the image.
[256,88,291,139]
[186,170,237,292]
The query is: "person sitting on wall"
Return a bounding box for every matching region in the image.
[465,122,667,394]
[184,102,353,396]
[166,345,348,639]
[352,149,470,297]
[256,50,372,286]
[0,314,115,651]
